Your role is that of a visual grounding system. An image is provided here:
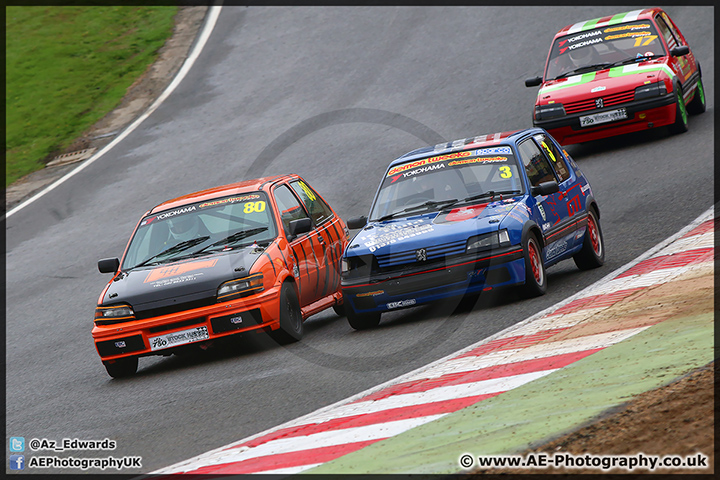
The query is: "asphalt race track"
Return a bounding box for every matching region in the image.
[5,6,713,474]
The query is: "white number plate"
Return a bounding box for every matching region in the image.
[579,108,628,127]
[149,326,209,351]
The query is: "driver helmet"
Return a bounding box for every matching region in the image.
[568,46,594,67]
[168,215,199,242]
[413,175,435,194]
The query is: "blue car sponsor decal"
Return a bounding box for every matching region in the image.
[359,220,435,252]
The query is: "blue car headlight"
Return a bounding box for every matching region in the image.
[534,103,566,120]
[341,254,377,278]
[466,229,510,253]
[634,81,667,100]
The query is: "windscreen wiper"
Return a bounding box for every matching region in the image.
[606,55,663,69]
[375,198,459,222]
[131,236,210,269]
[446,190,522,208]
[553,63,614,80]
[193,227,269,254]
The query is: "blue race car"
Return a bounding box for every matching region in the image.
[341,127,604,329]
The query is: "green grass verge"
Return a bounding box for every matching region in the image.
[5,6,178,186]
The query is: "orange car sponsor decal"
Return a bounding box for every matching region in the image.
[297,181,317,201]
[199,194,261,208]
[155,206,196,221]
[387,151,472,177]
[448,156,507,167]
[144,258,219,283]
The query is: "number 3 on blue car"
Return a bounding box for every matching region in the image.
[340,127,605,330]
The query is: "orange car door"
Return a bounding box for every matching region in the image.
[290,180,345,298]
[272,184,319,307]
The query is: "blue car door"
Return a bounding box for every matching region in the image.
[517,136,578,264]
[533,132,587,253]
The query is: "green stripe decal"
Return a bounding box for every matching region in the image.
[698,81,705,103]
[607,12,629,26]
[538,72,596,95]
[582,19,599,30]
[608,64,675,79]
[576,10,640,33]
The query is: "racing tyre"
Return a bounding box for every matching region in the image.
[573,209,605,270]
[669,84,689,134]
[522,232,547,298]
[346,307,381,330]
[454,292,480,313]
[332,302,345,317]
[273,282,303,344]
[103,356,138,379]
[686,77,706,115]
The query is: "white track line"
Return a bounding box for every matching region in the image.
[164,415,446,474]
[400,327,649,381]
[517,307,613,334]
[311,370,556,422]
[5,6,223,219]
[658,231,713,254]
[587,262,712,296]
[260,463,324,475]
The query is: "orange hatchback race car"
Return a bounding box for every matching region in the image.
[93,175,348,378]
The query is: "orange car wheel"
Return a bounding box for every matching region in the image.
[103,356,138,379]
[272,282,303,344]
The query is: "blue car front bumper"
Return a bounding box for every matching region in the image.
[341,246,525,313]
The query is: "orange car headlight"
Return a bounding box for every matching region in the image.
[217,273,264,302]
[94,304,136,325]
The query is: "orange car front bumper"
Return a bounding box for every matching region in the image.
[92,284,283,361]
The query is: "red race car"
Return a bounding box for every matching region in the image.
[93,175,348,378]
[525,8,705,146]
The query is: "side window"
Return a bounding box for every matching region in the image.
[518,138,556,187]
[655,16,678,49]
[273,185,310,235]
[123,226,153,269]
[290,180,334,226]
[660,12,684,45]
[533,134,570,182]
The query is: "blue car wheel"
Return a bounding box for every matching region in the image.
[573,209,605,270]
[522,233,547,297]
[347,307,381,330]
